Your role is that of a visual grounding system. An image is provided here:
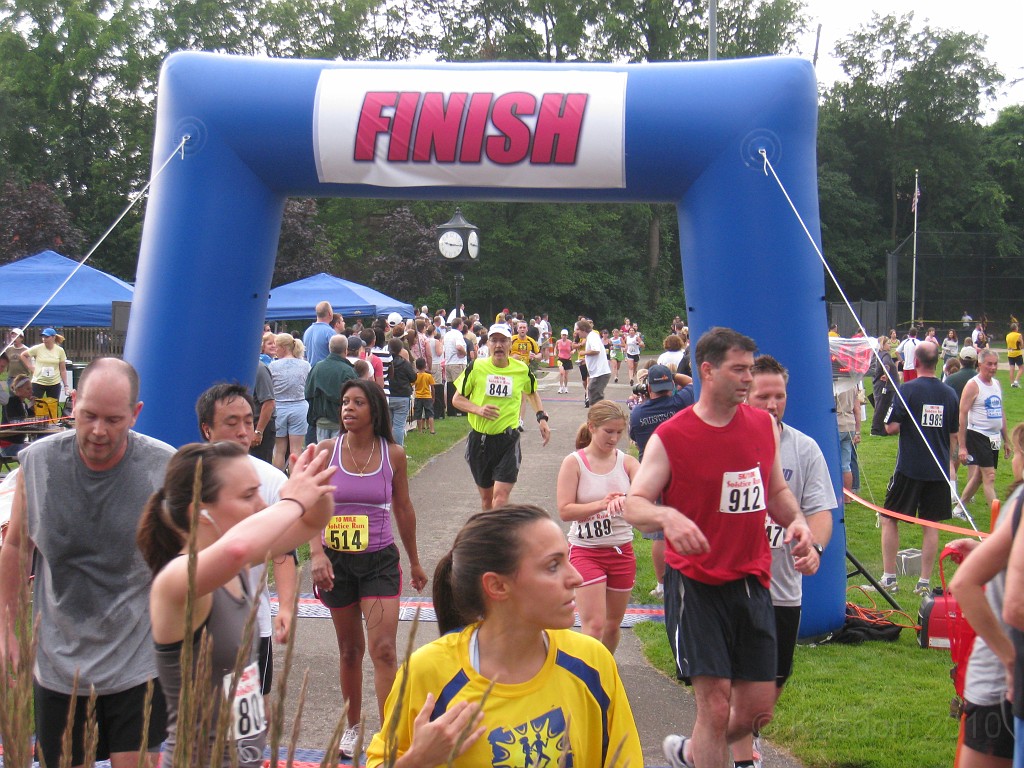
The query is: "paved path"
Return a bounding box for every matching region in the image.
[276,371,803,767]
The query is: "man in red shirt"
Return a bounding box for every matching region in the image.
[626,327,813,768]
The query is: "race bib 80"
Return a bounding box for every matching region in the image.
[223,663,266,741]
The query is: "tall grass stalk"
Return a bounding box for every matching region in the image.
[133,681,155,768]
[56,674,79,768]
[446,680,494,767]
[268,561,302,767]
[383,608,421,768]
[285,669,310,767]
[317,706,350,768]
[0,518,38,768]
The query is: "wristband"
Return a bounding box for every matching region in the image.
[536,411,549,423]
[281,497,307,518]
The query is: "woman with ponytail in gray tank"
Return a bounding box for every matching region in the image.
[137,441,335,767]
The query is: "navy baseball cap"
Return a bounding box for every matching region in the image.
[647,365,674,393]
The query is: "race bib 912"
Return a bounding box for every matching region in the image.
[720,467,767,514]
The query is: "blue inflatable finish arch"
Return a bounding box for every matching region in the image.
[128,52,845,637]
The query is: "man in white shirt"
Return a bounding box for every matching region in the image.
[195,383,298,698]
[957,348,1010,512]
[443,317,469,417]
[897,326,922,383]
[579,318,611,406]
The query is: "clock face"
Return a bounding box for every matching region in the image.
[467,230,479,259]
[438,230,464,259]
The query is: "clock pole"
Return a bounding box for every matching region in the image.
[453,265,464,318]
[435,208,479,319]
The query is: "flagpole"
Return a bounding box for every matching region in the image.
[910,169,920,326]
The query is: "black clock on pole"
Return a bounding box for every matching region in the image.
[435,208,479,316]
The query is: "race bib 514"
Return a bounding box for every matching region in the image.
[325,515,369,552]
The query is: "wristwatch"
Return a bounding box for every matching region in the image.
[812,543,824,556]
[535,411,549,423]
[254,430,263,436]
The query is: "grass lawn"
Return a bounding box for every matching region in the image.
[629,366,1024,768]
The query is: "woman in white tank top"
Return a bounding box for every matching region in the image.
[555,400,640,652]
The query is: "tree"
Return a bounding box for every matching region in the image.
[0,0,156,277]
[0,179,85,264]
[826,13,1002,244]
[273,198,335,285]
[362,206,444,301]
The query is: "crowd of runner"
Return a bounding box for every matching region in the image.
[12,308,1023,767]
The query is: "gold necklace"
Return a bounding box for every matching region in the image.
[347,438,376,476]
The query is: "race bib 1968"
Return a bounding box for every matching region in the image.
[485,374,513,398]
[223,663,266,741]
[324,515,369,552]
[720,467,767,514]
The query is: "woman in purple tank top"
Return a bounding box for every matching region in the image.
[308,379,428,759]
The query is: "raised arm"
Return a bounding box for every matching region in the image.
[152,445,334,606]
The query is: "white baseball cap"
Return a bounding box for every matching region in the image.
[386,312,403,327]
[488,323,512,338]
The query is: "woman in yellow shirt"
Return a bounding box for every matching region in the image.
[365,505,643,767]
[20,327,68,399]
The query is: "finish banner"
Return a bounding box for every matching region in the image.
[314,69,627,189]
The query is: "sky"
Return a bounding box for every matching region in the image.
[792,0,1023,119]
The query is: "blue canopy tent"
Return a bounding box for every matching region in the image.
[0,250,134,327]
[265,273,414,321]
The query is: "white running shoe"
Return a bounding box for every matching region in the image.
[339,726,360,758]
[663,734,695,768]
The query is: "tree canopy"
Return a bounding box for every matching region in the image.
[0,0,1019,330]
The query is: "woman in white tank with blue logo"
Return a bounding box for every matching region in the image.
[555,399,640,652]
[309,378,428,759]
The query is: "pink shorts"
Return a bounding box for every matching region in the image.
[569,542,636,591]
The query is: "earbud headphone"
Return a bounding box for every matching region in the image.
[199,508,223,536]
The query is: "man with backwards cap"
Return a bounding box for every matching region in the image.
[628,364,695,599]
[452,323,551,511]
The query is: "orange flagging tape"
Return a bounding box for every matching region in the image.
[843,488,989,539]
